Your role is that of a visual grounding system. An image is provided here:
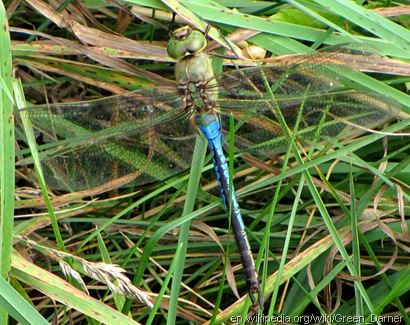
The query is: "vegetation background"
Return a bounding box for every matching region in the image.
[1,0,410,324]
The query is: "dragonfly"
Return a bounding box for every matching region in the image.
[16,25,401,308]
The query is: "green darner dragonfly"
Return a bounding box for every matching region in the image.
[16,25,401,308]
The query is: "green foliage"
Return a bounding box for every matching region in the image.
[5,0,410,324]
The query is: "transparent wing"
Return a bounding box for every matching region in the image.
[16,87,197,191]
[16,44,401,192]
[212,44,400,154]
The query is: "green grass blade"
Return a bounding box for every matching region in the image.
[168,133,207,324]
[0,277,49,325]
[11,252,143,325]
[0,3,14,324]
[13,80,66,252]
[311,0,410,51]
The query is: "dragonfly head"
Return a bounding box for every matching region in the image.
[167,26,206,60]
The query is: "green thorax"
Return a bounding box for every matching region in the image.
[167,26,218,118]
[174,52,214,85]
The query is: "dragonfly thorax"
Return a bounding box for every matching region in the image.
[174,52,215,83]
[175,52,218,116]
[180,80,215,115]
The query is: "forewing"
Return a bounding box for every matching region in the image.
[16,87,197,191]
[213,46,401,155]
